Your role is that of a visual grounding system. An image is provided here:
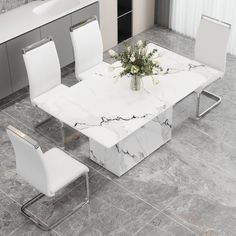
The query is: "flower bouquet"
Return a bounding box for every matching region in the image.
[109,40,163,91]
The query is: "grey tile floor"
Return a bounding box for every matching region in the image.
[0,26,236,236]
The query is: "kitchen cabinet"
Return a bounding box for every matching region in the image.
[71,2,99,26]
[7,29,41,92]
[118,0,132,43]
[0,43,12,99]
[40,15,74,67]
[133,0,155,36]
[99,0,117,51]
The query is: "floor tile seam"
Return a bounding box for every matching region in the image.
[133,196,199,236]
[96,171,202,236]
[96,169,167,213]
[177,122,236,180]
[159,196,205,236]
[184,119,234,150]
[94,192,155,219]
[6,220,30,236]
[0,188,47,227]
[132,211,164,236]
[6,219,62,236]
[0,188,22,207]
[132,200,200,236]
[161,209,201,236]
[170,140,236,180]
[0,170,90,233]
[0,92,29,110]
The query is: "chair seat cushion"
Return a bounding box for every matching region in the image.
[43,148,89,196]
[194,69,224,94]
[78,62,120,81]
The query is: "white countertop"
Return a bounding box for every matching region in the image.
[0,0,98,44]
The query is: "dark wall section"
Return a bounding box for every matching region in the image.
[155,0,171,27]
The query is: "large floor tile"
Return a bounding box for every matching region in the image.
[54,172,159,236]
[9,221,60,236]
[171,122,236,179]
[183,99,236,148]
[135,212,197,236]
[164,194,236,236]
[0,191,27,236]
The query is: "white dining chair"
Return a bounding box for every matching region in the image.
[194,15,231,118]
[22,37,79,146]
[70,16,110,81]
[22,36,67,130]
[6,125,89,231]
[22,36,68,106]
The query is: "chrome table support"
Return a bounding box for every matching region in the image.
[196,90,221,119]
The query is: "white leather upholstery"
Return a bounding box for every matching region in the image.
[43,148,89,195]
[70,19,104,80]
[23,40,61,101]
[195,16,231,72]
[7,126,89,197]
[7,128,49,195]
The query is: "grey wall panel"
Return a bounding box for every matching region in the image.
[155,0,170,27]
[72,2,99,26]
[40,15,74,67]
[0,43,12,99]
[7,29,41,92]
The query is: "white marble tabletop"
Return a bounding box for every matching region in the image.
[144,43,223,104]
[34,74,169,148]
[34,43,222,148]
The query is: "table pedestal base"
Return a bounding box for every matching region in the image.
[89,107,173,177]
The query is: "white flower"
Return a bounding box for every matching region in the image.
[141,48,146,55]
[152,58,159,65]
[109,49,117,57]
[130,54,136,62]
[137,40,143,48]
[131,65,139,74]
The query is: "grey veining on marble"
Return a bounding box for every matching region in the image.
[89,107,172,176]
[0,26,236,235]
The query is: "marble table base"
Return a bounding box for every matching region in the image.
[89,107,173,177]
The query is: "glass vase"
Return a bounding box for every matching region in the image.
[130,75,142,91]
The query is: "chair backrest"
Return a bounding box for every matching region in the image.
[22,37,61,101]
[195,15,231,72]
[70,16,103,79]
[6,125,50,196]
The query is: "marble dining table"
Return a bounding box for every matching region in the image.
[33,43,222,176]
